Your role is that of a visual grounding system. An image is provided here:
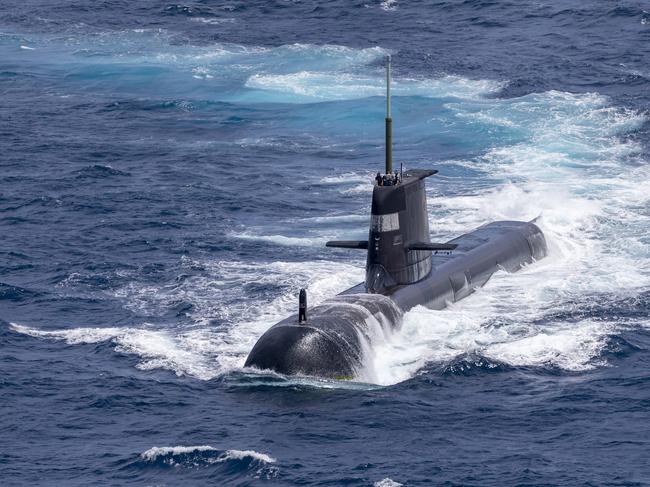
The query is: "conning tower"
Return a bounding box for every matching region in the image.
[366,169,435,292]
[327,56,455,293]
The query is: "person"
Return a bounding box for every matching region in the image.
[375,172,382,186]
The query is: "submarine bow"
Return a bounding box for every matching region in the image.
[246,294,402,379]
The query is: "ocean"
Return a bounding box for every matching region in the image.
[1,1,649,485]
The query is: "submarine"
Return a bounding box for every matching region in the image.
[245,56,547,379]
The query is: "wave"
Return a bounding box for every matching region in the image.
[439,354,512,376]
[141,445,216,462]
[375,479,403,487]
[10,323,219,379]
[220,449,276,464]
[140,445,275,465]
[133,445,279,479]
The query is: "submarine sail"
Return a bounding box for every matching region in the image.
[245,57,547,379]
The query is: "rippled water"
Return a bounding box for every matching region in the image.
[1,1,649,485]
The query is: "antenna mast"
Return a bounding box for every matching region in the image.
[385,55,392,175]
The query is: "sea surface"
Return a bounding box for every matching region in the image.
[1,1,650,485]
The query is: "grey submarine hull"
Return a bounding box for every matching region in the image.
[244,220,547,379]
[245,58,549,379]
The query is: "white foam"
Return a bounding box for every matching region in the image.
[13,260,365,381]
[191,17,236,25]
[229,232,327,247]
[302,214,368,224]
[140,445,275,464]
[342,182,374,195]
[141,445,215,461]
[484,321,612,371]
[191,66,214,79]
[220,450,276,464]
[380,1,398,12]
[364,89,649,385]
[16,32,501,108]
[11,323,218,379]
[245,72,504,102]
[320,172,372,185]
[11,323,127,344]
[149,42,386,73]
[375,479,403,487]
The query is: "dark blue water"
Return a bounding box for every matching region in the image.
[2,1,650,485]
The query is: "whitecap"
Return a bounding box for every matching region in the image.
[380,0,398,11]
[219,449,276,464]
[140,445,276,465]
[141,445,215,462]
[375,478,403,487]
